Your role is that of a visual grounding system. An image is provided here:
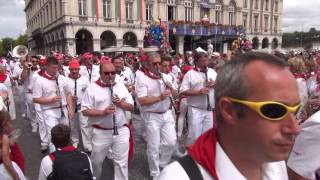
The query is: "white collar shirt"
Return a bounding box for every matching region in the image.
[179,68,217,110]
[66,75,89,105]
[80,65,100,83]
[81,81,133,128]
[117,66,135,86]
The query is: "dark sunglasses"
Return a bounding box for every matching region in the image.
[103,71,116,75]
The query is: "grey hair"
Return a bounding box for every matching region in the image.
[215,52,288,123]
[147,52,160,64]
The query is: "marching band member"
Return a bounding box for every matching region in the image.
[180,52,217,145]
[66,59,91,150]
[0,64,16,120]
[33,56,74,152]
[12,58,26,118]
[112,55,135,90]
[81,62,134,180]
[80,53,99,83]
[135,52,176,180]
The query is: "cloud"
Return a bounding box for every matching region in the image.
[282,0,320,32]
[0,0,26,39]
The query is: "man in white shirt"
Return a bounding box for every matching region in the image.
[135,52,177,180]
[287,110,320,180]
[80,53,99,83]
[81,62,134,180]
[66,59,91,150]
[33,56,74,152]
[180,52,217,145]
[112,55,135,89]
[160,52,301,180]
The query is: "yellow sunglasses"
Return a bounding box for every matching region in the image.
[225,97,301,121]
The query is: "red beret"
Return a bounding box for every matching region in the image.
[82,52,93,60]
[69,59,80,69]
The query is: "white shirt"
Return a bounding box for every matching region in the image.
[38,150,93,180]
[159,143,288,180]
[116,66,135,86]
[287,110,320,180]
[180,68,217,110]
[135,71,172,112]
[33,74,71,110]
[80,65,100,83]
[81,80,133,128]
[66,75,89,105]
[0,162,26,180]
[162,72,178,90]
[30,71,43,111]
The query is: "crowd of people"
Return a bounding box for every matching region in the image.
[0,47,319,180]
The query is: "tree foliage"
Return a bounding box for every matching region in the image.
[282,28,320,49]
[0,34,28,57]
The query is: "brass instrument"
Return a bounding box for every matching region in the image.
[13,45,28,58]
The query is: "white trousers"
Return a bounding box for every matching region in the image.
[36,109,48,146]
[16,85,26,114]
[42,107,69,152]
[79,112,93,152]
[177,98,188,138]
[91,126,129,180]
[25,93,37,129]
[145,110,177,177]
[186,107,213,145]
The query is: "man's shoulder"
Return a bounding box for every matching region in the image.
[159,161,190,180]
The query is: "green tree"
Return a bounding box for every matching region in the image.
[0,41,3,56]
[1,37,15,54]
[15,34,28,46]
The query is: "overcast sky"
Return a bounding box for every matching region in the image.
[0,0,319,39]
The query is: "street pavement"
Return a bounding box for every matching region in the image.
[12,92,152,180]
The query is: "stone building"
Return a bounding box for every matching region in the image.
[24,0,283,55]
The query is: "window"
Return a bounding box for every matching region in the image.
[60,0,63,16]
[228,6,235,25]
[50,2,53,22]
[243,13,247,28]
[265,0,269,11]
[54,1,57,19]
[254,15,259,32]
[184,1,193,21]
[255,0,259,9]
[103,0,111,18]
[200,8,210,19]
[264,15,269,32]
[215,5,222,24]
[167,0,176,21]
[274,16,278,33]
[275,1,279,12]
[243,0,248,8]
[78,0,87,16]
[125,2,133,20]
[146,4,153,21]
[46,5,49,24]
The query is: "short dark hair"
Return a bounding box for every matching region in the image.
[31,56,39,60]
[111,54,123,63]
[161,56,172,64]
[194,52,208,63]
[46,56,59,66]
[51,124,71,148]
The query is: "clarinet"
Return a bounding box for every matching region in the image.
[109,82,119,135]
[55,75,64,117]
[203,68,212,111]
[158,71,178,113]
[74,78,78,113]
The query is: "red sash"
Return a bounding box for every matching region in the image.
[141,67,161,80]
[0,73,7,83]
[41,72,56,80]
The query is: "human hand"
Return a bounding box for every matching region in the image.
[51,96,61,103]
[206,79,215,88]
[199,88,209,95]
[103,105,116,115]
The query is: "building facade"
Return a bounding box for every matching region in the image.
[24,0,283,55]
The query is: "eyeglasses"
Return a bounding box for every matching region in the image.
[103,71,116,76]
[225,97,301,121]
[152,62,161,66]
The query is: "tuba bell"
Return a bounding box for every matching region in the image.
[13,45,28,58]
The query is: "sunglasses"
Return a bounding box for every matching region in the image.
[103,71,116,76]
[152,62,161,66]
[225,97,301,121]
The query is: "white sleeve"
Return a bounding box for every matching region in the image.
[38,156,52,180]
[179,71,192,93]
[33,79,43,98]
[121,83,134,105]
[135,75,148,98]
[159,161,190,180]
[81,85,95,111]
[287,117,320,180]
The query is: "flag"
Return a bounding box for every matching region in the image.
[91,0,99,21]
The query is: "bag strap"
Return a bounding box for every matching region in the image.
[177,155,204,180]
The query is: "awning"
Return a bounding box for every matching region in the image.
[200,2,212,9]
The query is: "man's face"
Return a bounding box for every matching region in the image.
[85,58,93,67]
[161,61,171,74]
[149,56,161,73]
[31,58,38,67]
[197,56,209,69]
[100,64,116,84]
[46,63,59,76]
[69,67,80,77]
[223,61,301,163]
[113,58,124,72]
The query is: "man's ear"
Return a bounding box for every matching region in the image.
[219,97,239,125]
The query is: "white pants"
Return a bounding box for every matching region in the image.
[25,93,37,129]
[145,110,177,177]
[16,85,26,114]
[177,98,188,138]
[36,109,48,146]
[42,107,69,152]
[79,112,92,152]
[186,107,213,145]
[91,126,129,180]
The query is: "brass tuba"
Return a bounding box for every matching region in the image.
[13,45,28,58]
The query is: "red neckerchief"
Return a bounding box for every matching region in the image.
[41,72,56,80]
[193,66,206,73]
[0,73,7,83]
[95,78,113,87]
[68,74,81,80]
[49,145,76,161]
[38,70,45,76]
[141,67,161,80]
[187,127,219,180]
